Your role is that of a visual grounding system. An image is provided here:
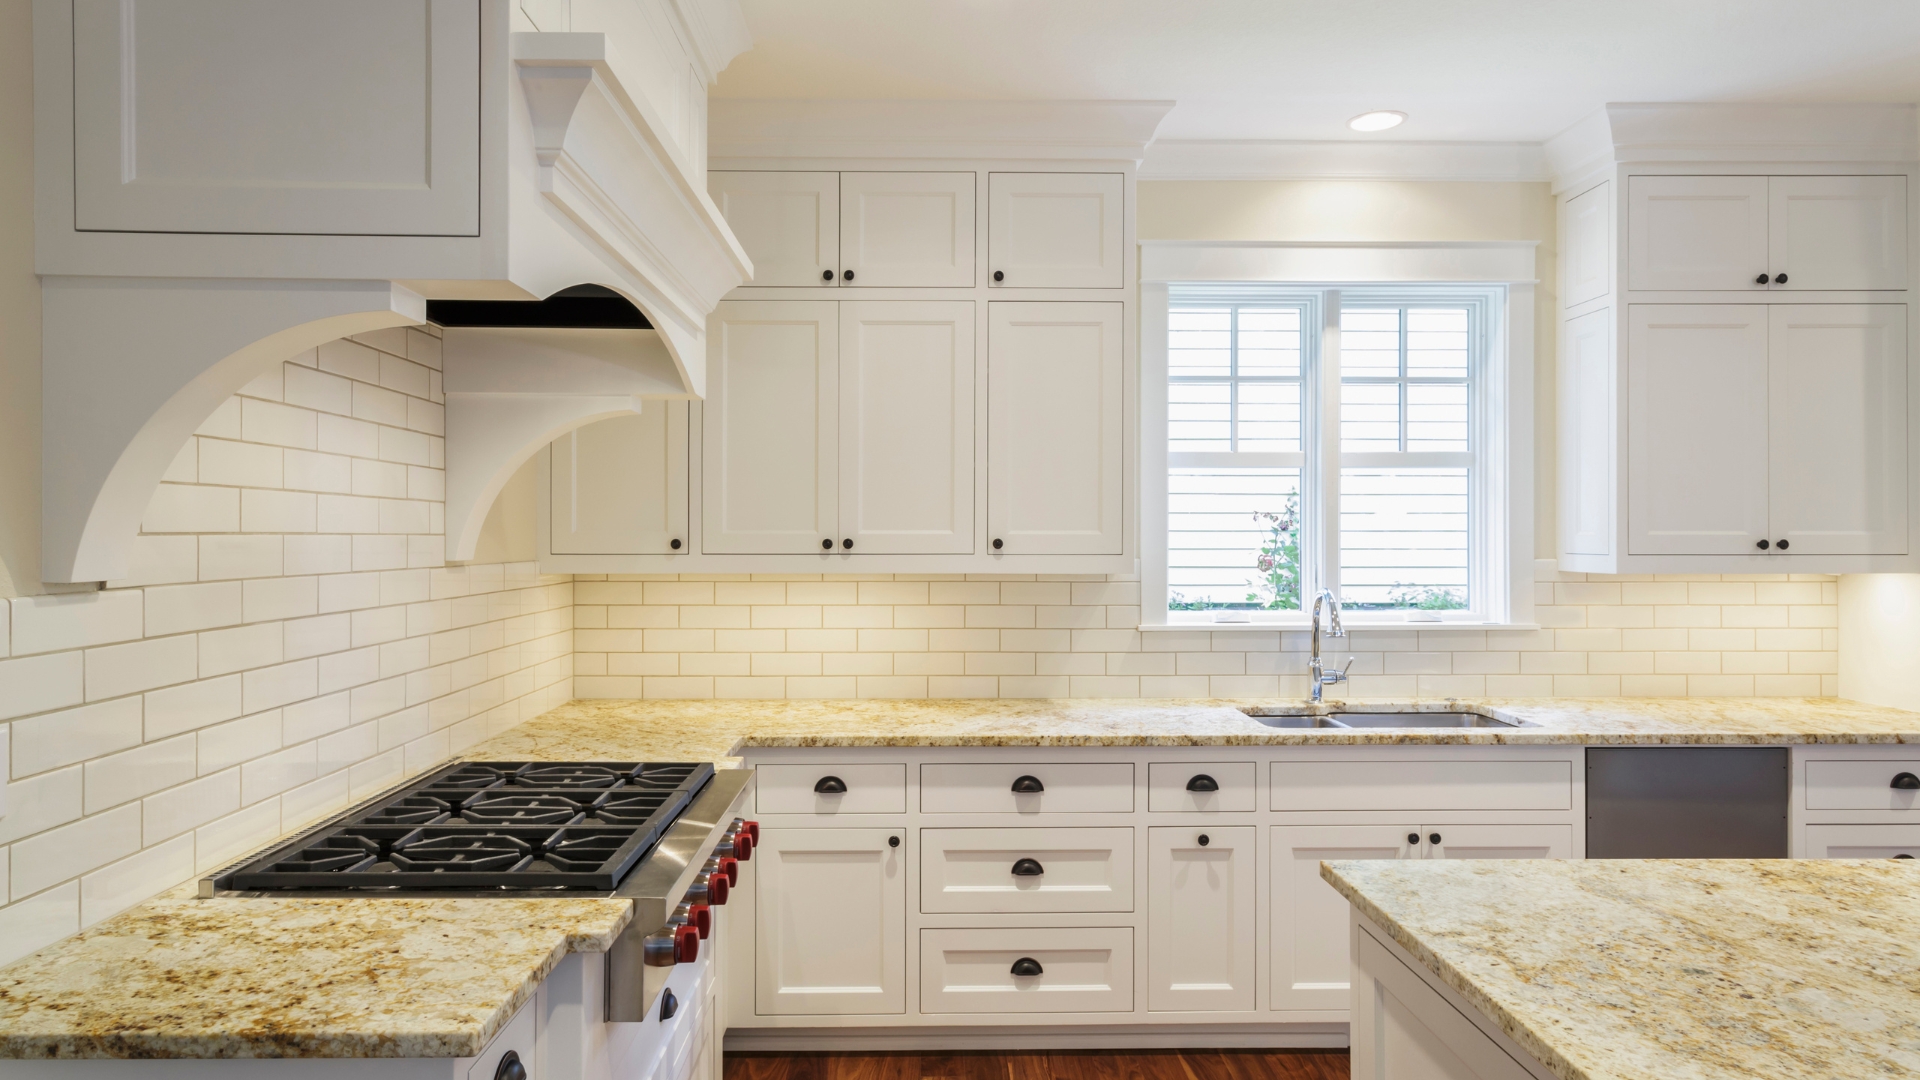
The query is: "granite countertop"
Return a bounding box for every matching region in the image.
[1321,858,1920,1080]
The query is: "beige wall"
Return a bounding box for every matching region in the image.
[1137,179,1560,553]
[0,0,40,596]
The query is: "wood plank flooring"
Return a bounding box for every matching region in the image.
[725,1049,1349,1080]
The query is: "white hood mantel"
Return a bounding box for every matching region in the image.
[32,0,751,583]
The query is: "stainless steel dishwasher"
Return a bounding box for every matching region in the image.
[1586,747,1790,858]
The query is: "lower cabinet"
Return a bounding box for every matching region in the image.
[1147,826,1256,1013]
[753,827,906,1015]
[1350,922,1540,1080]
[1804,823,1920,858]
[1270,824,1573,1012]
[920,927,1134,1014]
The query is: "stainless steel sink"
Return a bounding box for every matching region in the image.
[1243,710,1524,729]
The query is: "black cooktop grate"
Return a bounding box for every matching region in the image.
[223,761,714,890]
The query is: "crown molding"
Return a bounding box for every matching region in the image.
[1140,139,1550,183]
[1547,102,1920,193]
[667,0,751,86]
[708,98,1175,164]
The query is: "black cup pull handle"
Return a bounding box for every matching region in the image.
[1892,772,1920,790]
[1010,957,1043,976]
[496,1050,529,1080]
[1011,857,1044,876]
[814,775,848,794]
[1011,774,1045,793]
[1896,853,1915,860]
[1186,773,1219,793]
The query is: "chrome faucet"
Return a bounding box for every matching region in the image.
[1309,588,1350,703]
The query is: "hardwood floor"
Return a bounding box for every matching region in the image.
[725,1049,1350,1080]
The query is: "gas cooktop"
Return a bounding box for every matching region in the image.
[214,760,715,892]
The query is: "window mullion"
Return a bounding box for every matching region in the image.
[1313,291,1341,603]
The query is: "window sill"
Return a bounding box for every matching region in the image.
[1139,620,1541,633]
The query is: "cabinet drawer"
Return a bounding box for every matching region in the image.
[921,762,1134,813]
[756,763,906,814]
[1270,760,1572,811]
[1148,762,1256,812]
[920,927,1134,1013]
[921,827,1134,913]
[1805,823,1920,858]
[1805,760,1920,810]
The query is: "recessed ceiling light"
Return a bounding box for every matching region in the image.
[1348,110,1407,133]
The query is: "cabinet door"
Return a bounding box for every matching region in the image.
[1148,826,1255,1013]
[550,404,688,555]
[1626,305,1770,554]
[987,302,1125,554]
[1769,305,1908,554]
[988,173,1125,289]
[1270,825,1416,1012]
[840,172,976,287]
[1627,176,1770,291]
[703,302,839,553]
[1560,181,1611,308]
[709,172,840,287]
[1423,824,1574,860]
[1559,308,1614,556]
[1769,176,1908,291]
[839,302,976,554]
[754,828,905,1016]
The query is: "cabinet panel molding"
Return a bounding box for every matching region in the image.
[1558,309,1613,557]
[989,172,1125,289]
[1147,826,1256,1013]
[1627,176,1770,292]
[709,171,841,287]
[1769,175,1908,291]
[754,827,906,1016]
[1561,182,1611,308]
[550,404,688,555]
[840,172,977,287]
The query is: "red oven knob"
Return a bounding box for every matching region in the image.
[707,873,729,905]
[674,924,700,963]
[718,857,739,887]
[689,903,711,940]
[733,832,753,860]
[742,820,760,843]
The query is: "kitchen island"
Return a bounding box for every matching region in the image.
[1322,857,1920,1080]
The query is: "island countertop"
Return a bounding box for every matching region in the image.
[1321,858,1920,1080]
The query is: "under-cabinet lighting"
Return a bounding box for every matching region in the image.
[1348,110,1407,132]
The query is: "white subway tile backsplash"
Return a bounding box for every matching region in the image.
[83,735,197,814]
[141,769,241,845]
[11,697,143,778]
[144,675,243,740]
[0,883,80,968]
[0,768,82,845]
[11,804,142,900]
[10,591,145,656]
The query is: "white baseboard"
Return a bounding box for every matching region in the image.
[724,1024,1350,1052]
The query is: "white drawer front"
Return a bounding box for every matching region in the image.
[920,927,1134,1013]
[922,762,1135,814]
[1270,760,1572,811]
[757,763,906,815]
[1805,823,1920,858]
[921,827,1135,913]
[1804,760,1920,810]
[1148,762,1257,812]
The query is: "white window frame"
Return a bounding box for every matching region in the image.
[1141,241,1537,629]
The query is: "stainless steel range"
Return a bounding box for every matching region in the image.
[201,760,756,1022]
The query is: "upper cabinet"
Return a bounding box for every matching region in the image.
[1628,175,1907,292]
[840,173,976,287]
[1560,181,1612,308]
[551,403,689,556]
[989,173,1125,289]
[707,173,841,287]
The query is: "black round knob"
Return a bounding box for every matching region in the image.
[1756,539,1770,550]
[842,538,853,550]
[1186,774,1219,792]
[1775,273,1787,284]
[1891,772,1920,790]
[1010,957,1043,977]
[1776,539,1789,550]
[1407,833,1420,845]
[843,269,854,281]
[1011,774,1045,793]
[814,775,847,794]
[670,538,682,550]
[822,538,833,550]
[496,1051,529,1080]
[822,269,834,282]
[993,270,1005,282]
[1198,834,1210,847]
[1429,833,1442,846]
[992,538,1004,550]
[1756,273,1770,284]
[889,835,900,848]
[1011,857,1044,876]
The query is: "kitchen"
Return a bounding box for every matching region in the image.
[2,2,1920,1078]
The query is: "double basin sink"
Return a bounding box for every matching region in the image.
[1241,710,1529,729]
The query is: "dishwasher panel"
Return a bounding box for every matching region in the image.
[1586,747,1789,858]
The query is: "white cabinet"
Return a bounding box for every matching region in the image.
[1628,175,1907,292]
[550,404,688,555]
[920,827,1135,914]
[1627,304,1908,556]
[920,927,1134,1014]
[1269,823,1569,1013]
[1558,307,1613,556]
[1560,181,1611,308]
[987,302,1126,554]
[708,172,840,287]
[839,302,976,553]
[840,172,976,287]
[702,301,839,553]
[1147,826,1256,1013]
[1803,823,1920,858]
[989,173,1125,289]
[753,828,906,1016]
[71,0,481,236]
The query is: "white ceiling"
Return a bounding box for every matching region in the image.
[713,0,1920,144]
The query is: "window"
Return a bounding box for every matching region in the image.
[1162,287,1508,624]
